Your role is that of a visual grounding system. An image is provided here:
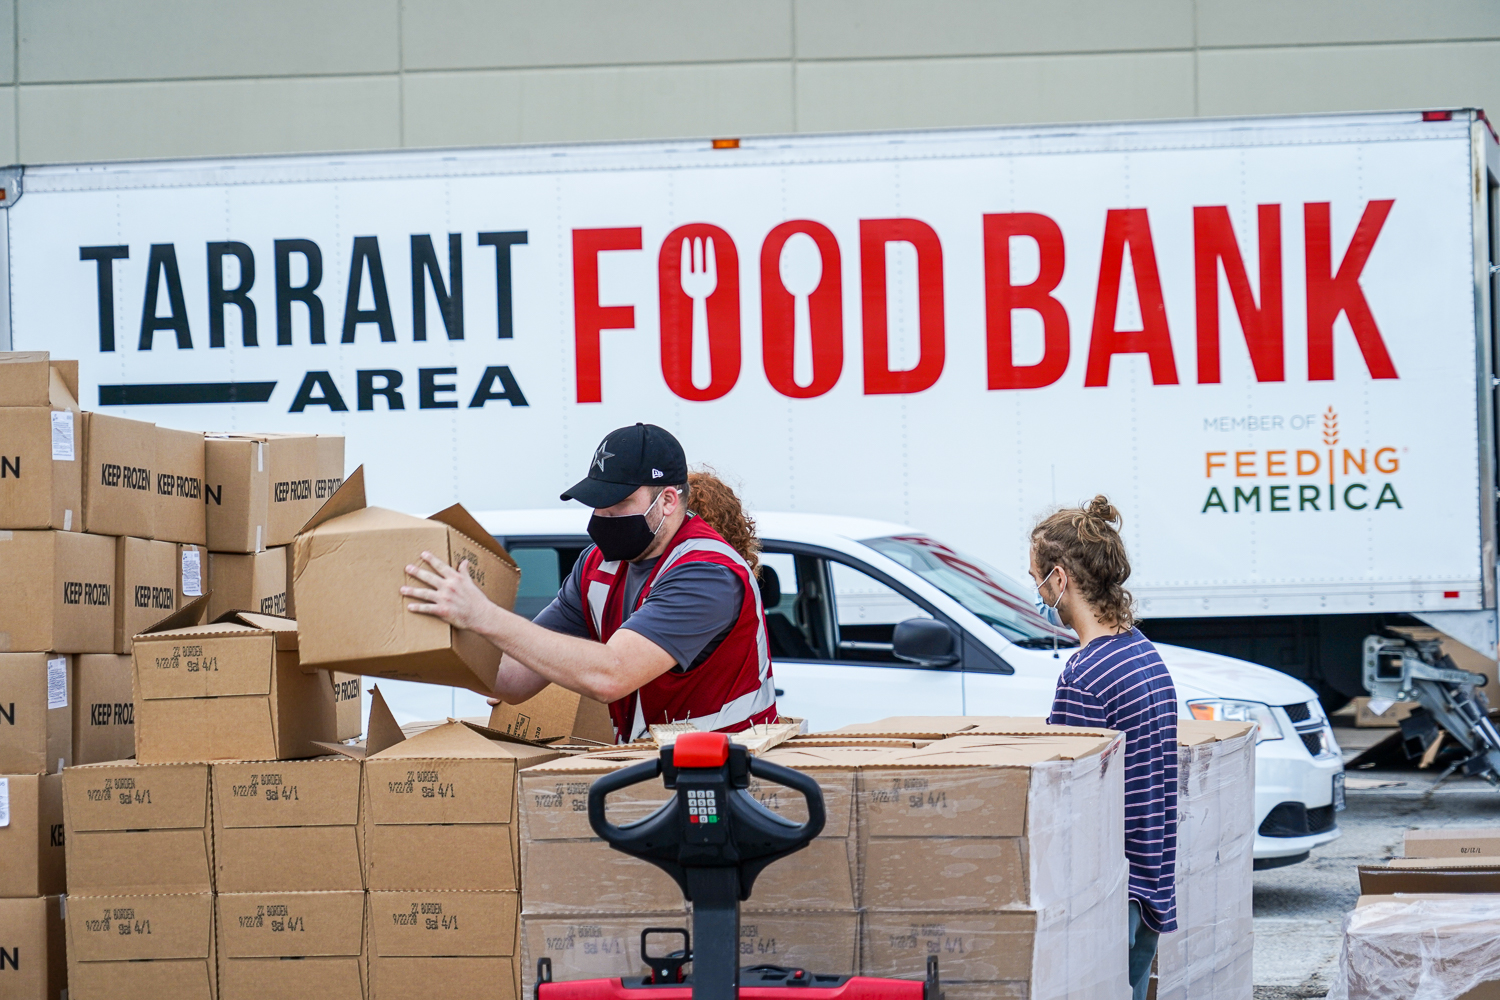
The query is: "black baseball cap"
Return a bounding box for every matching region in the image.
[561,423,689,508]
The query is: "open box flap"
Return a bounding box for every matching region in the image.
[138,593,212,636]
[315,684,406,760]
[428,503,514,565]
[299,464,367,535]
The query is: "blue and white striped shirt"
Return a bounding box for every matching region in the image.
[1048,627,1178,933]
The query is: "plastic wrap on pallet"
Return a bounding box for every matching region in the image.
[861,733,1129,999]
[1155,725,1256,1000]
[1027,732,1130,1000]
[1328,895,1500,1000]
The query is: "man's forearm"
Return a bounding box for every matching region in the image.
[476,604,667,704]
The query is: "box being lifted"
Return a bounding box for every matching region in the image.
[293,467,520,693]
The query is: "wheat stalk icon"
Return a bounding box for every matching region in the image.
[1323,407,1339,447]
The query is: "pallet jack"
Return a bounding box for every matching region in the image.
[536,731,941,1000]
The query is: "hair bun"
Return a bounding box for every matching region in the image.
[1085,495,1120,526]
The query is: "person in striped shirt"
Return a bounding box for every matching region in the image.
[1030,496,1177,1000]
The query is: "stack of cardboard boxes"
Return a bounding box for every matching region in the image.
[517,718,1133,1000]
[1338,827,1500,997]
[0,370,352,1000]
[0,355,95,1000]
[56,439,564,1000]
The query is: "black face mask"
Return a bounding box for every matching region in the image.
[587,491,668,562]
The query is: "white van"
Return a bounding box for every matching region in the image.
[375,508,1343,867]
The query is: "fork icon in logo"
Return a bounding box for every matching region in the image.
[679,236,717,390]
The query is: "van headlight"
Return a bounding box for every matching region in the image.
[1186,699,1284,742]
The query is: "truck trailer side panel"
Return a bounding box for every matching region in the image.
[3,111,1494,620]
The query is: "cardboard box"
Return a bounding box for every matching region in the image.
[1405,827,1500,859]
[744,744,878,910]
[520,912,678,992]
[207,547,288,620]
[1341,895,1500,1000]
[489,683,614,745]
[521,837,688,915]
[0,353,75,407]
[518,749,684,914]
[114,537,179,653]
[211,756,363,892]
[204,433,345,553]
[863,837,1026,910]
[0,358,82,532]
[0,529,116,653]
[153,426,206,545]
[66,893,216,1000]
[292,468,520,693]
[72,654,134,765]
[1350,696,1419,728]
[357,719,560,891]
[518,748,667,842]
[368,891,518,1000]
[81,412,156,538]
[216,891,366,1000]
[740,909,861,975]
[1358,862,1500,895]
[62,760,213,895]
[0,772,65,896]
[0,652,71,774]
[864,909,1035,985]
[0,895,66,1000]
[131,602,361,763]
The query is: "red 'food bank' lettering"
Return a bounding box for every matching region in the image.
[571,200,1400,403]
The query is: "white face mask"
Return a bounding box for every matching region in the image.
[1033,566,1065,626]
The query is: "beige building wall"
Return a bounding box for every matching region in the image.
[1,0,1498,164]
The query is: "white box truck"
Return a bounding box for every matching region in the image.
[0,108,1495,705]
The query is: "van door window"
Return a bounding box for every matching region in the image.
[506,544,587,619]
[829,560,932,663]
[758,551,834,660]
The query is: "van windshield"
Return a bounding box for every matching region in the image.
[862,534,1078,647]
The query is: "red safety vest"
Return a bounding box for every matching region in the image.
[578,514,777,743]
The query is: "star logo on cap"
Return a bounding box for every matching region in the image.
[592,443,615,473]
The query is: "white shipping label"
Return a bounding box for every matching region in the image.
[47,656,67,709]
[181,549,202,597]
[0,777,9,828]
[63,509,72,531]
[50,409,74,460]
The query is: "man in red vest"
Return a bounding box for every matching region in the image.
[401,423,776,743]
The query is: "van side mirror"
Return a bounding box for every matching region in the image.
[893,618,959,667]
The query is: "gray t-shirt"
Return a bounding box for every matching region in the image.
[532,545,744,672]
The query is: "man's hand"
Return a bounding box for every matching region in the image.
[401,551,497,632]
